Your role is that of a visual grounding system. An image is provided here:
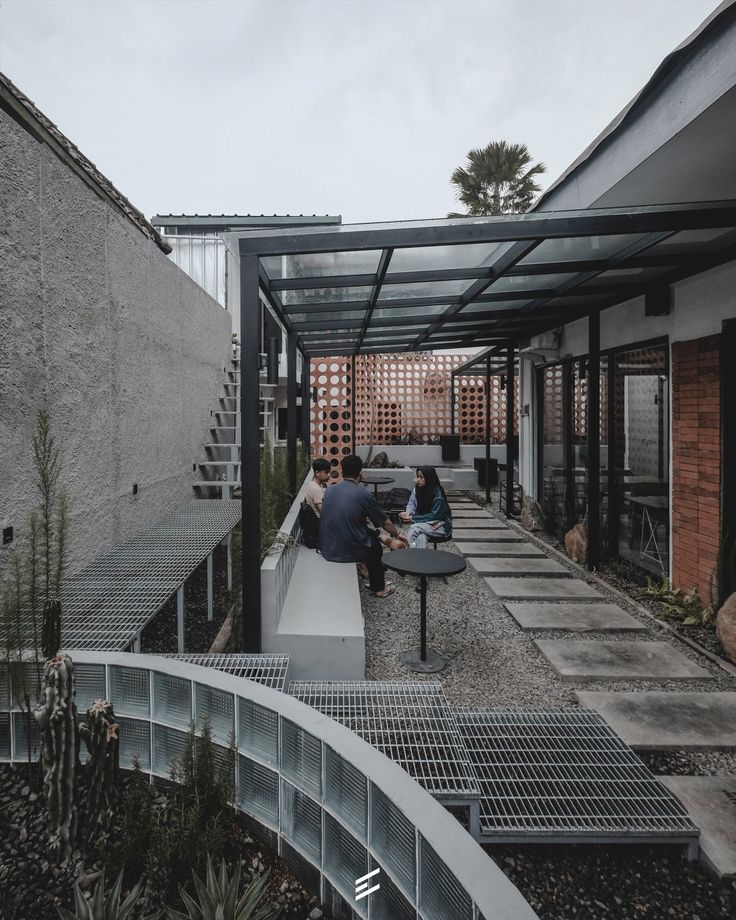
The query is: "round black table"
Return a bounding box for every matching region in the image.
[360,475,394,498]
[382,548,466,673]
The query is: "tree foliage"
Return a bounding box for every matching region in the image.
[450,140,546,216]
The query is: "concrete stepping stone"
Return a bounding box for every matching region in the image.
[455,530,522,542]
[455,541,545,557]
[574,691,736,748]
[505,602,646,632]
[658,776,736,878]
[468,557,570,577]
[536,640,714,682]
[485,577,602,600]
[453,518,507,530]
[451,509,494,518]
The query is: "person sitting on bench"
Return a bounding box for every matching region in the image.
[399,466,453,548]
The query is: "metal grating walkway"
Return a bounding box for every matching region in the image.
[288,681,479,800]
[53,500,241,652]
[455,708,699,846]
[159,653,289,691]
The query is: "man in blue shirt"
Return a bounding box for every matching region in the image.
[320,454,406,597]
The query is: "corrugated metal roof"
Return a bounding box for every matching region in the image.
[0,70,172,254]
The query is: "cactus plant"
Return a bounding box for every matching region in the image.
[42,595,63,661]
[57,870,143,920]
[79,699,119,845]
[33,653,79,861]
[165,856,278,920]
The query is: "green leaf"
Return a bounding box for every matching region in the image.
[105,870,124,919]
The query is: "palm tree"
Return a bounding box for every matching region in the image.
[449,140,546,216]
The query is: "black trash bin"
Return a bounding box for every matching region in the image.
[439,434,460,462]
[475,458,498,488]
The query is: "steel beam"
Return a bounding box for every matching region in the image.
[241,254,262,651]
[506,347,516,516]
[301,352,311,456]
[485,356,491,506]
[586,311,601,570]
[287,329,297,500]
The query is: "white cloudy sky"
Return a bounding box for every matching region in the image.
[0,0,722,223]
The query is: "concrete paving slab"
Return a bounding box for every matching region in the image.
[485,577,603,600]
[453,519,508,530]
[454,530,523,542]
[454,541,546,557]
[574,691,736,749]
[451,509,494,518]
[536,640,714,682]
[504,602,646,632]
[468,557,570,577]
[658,776,736,878]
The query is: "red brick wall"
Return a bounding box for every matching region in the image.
[671,335,721,605]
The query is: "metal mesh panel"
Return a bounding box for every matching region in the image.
[420,836,473,920]
[455,709,699,843]
[325,747,367,840]
[369,858,416,920]
[74,663,106,714]
[0,713,10,759]
[110,666,150,718]
[12,712,39,761]
[370,784,416,900]
[238,698,278,763]
[194,684,234,744]
[289,681,478,798]
[281,719,322,798]
[280,840,321,899]
[162,653,289,690]
[238,755,279,827]
[153,672,192,728]
[324,813,368,905]
[118,717,151,770]
[153,723,188,777]
[280,781,322,861]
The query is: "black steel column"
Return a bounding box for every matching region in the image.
[450,375,456,434]
[485,357,491,506]
[586,311,601,569]
[351,355,357,454]
[240,255,261,651]
[301,352,310,457]
[562,360,574,530]
[287,329,297,500]
[506,346,515,515]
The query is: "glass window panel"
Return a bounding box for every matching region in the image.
[370,785,416,899]
[262,250,382,279]
[581,266,672,287]
[194,684,234,743]
[118,717,151,770]
[0,713,10,759]
[324,814,368,903]
[288,310,366,324]
[388,241,510,273]
[238,755,279,826]
[281,781,322,860]
[645,227,736,255]
[372,305,447,319]
[238,698,278,762]
[282,287,372,305]
[420,836,472,920]
[326,748,367,839]
[462,300,531,314]
[153,672,191,729]
[110,666,150,718]
[12,712,40,760]
[520,233,643,265]
[153,723,188,777]
[281,719,322,798]
[379,279,469,301]
[486,272,577,293]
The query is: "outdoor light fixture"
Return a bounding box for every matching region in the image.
[645,284,672,316]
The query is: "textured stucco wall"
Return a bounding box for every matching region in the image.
[0,106,232,575]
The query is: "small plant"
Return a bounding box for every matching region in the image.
[164,856,278,920]
[113,754,155,887]
[637,577,715,626]
[33,653,79,861]
[79,699,120,848]
[57,870,144,920]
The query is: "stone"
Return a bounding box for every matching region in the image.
[716,591,736,663]
[452,529,522,542]
[468,557,569,577]
[574,691,736,749]
[536,640,714,682]
[485,577,603,600]
[504,602,646,632]
[452,518,508,530]
[564,523,587,564]
[454,541,545,557]
[520,495,545,532]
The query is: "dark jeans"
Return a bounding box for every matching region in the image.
[361,533,386,592]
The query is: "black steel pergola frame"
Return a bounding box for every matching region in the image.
[236,200,736,650]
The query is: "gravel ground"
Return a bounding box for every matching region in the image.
[140,544,230,654]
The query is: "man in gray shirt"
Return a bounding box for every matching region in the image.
[320,454,406,597]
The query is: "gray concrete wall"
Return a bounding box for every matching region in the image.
[0,106,232,575]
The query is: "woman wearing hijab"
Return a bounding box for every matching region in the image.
[399,466,453,548]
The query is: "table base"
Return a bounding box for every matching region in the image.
[401,648,445,673]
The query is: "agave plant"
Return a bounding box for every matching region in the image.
[57,870,144,920]
[165,856,278,920]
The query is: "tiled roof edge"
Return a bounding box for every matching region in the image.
[0,70,172,255]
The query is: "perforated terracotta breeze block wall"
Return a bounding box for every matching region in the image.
[671,335,721,605]
[310,358,354,475]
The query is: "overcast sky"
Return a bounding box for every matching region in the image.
[0,0,723,224]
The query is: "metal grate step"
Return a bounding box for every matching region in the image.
[454,708,699,847]
[159,653,289,691]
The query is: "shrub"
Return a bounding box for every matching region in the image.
[164,856,278,920]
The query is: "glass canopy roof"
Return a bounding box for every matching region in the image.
[233,201,736,360]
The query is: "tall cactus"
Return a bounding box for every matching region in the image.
[79,699,119,846]
[42,595,62,661]
[33,653,79,862]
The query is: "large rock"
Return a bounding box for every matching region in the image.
[716,592,736,664]
[564,522,587,564]
[520,495,545,532]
